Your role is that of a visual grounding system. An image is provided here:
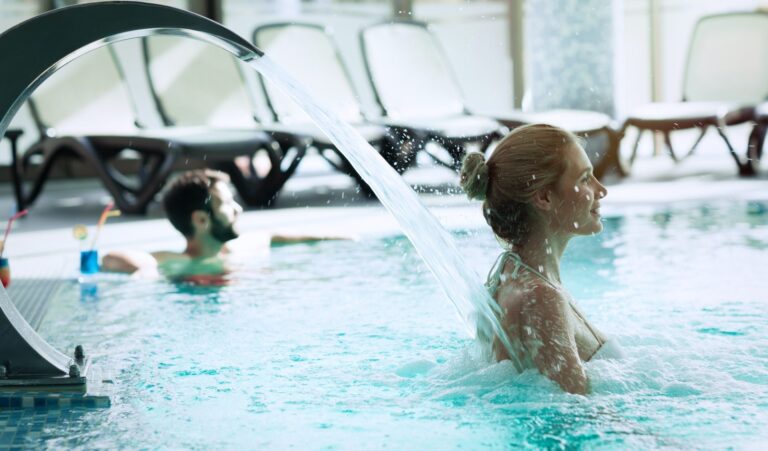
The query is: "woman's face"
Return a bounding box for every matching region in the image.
[548,143,607,236]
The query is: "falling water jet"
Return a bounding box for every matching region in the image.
[250,57,524,371]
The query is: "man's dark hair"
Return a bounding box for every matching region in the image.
[163,169,230,237]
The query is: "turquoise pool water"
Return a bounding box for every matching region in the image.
[10,201,768,448]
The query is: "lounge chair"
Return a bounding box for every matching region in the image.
[359,20,507,171]
[251,23,409,191]
[19,44,290,214]
[358,20,624,178]
[621,11,768,176]
[141,35,309,206]
[489,109,625,180]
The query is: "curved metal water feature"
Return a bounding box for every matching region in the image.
[0,1,524,388]
[0,2,263,387]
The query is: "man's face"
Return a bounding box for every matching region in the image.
[207,182,243,243]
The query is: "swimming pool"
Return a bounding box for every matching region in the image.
[8,200,768,448]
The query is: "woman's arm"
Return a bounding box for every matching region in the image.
[520,285,588,394]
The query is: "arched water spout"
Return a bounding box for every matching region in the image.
[0,1,264,386]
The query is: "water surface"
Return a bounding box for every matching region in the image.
[18,201,768,449]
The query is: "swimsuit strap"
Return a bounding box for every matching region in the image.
[484,251,517,296]
[568,302,605,352]
[485,250,555,298]
[504,251,561,291]
[487,251,605,350]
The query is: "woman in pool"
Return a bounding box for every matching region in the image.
[460,124,619,394]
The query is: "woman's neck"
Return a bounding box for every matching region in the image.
[512,230,569,285]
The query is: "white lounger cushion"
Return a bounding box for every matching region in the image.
[379,114,502,139]
[483,109,613,134]
[626,102,747,122]
[263,122,388,145]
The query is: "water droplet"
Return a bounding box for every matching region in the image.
[573,221,580,229]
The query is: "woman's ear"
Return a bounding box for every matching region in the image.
[531,189,552,211]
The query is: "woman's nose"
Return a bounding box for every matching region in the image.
[597,183,608,199]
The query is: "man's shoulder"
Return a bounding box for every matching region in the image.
[150,251,190,264]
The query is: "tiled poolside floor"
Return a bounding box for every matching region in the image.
[0,404,106,449]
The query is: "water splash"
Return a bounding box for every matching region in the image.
[249,56,523,371]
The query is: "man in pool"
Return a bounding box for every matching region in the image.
[102,169,344,283]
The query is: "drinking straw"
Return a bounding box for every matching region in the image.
[0,209,28,258]
[89,203,122,250]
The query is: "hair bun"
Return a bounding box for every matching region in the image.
[459,152,489,201]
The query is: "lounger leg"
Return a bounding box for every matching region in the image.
[594,127,627,180]
[270,137,306,186]
[444,142,466,171]
[684,126,708,159]
[315,145,376,198]
[80,139,176,214]
[747,122,765,165]
[629,128,642,165]
[663,132,680,163]
[478,134,496,154]
[216,159,275,207]
[382,127,418,174]
[222,138,308,207]
[18,141,60,208]
[715,125,755,176]
[3,130,25,212]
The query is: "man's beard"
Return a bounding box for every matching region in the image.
[210,214,239,243]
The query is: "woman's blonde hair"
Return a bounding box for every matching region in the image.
[460,124,580,245]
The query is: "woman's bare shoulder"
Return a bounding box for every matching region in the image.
[497,277,565,318]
